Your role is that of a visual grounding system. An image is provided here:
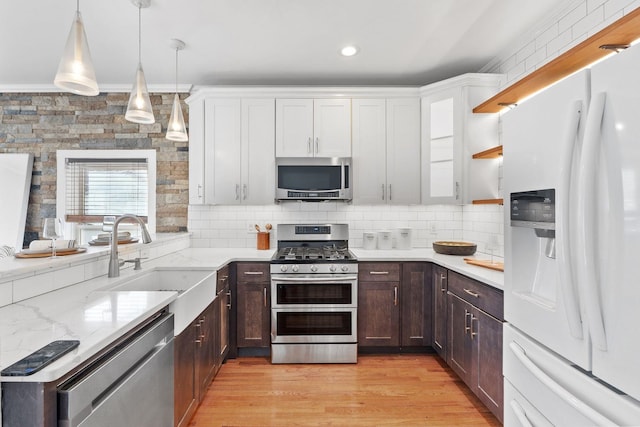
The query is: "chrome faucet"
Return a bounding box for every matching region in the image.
[108,214,152,278]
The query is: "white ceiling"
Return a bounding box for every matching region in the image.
[0,0,573,90]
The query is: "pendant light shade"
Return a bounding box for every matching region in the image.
[125,0,155,124]
[166,39,188,142]
[125,62,154,124]
[167,93,188,141]
[54,3,99,96]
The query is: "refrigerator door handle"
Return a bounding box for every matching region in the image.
[558,100,584,340]
[508,341,617,427]
[577,92,608,352]
[509,400,534,427]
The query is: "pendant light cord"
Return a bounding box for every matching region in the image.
[175,48,179,93]
[138,5,142,64]
[76,0,80,12]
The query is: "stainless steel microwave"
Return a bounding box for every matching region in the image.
[275,157,352,201]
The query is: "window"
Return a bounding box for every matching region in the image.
[57,150,156,244]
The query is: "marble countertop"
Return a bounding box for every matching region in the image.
[0,245,500,384]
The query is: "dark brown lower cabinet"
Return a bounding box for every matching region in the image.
[236,262,271,348]
[358,262,432,349]
[174,299,216,427]
[174,320,197,427]
[432,265,448,359]
[447,271,503,423]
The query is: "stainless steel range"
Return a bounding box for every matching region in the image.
[270,224,358,364]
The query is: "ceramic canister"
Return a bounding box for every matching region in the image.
[377,231,393,250]
[363,232,377,250]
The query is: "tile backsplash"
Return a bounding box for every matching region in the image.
[188,203,504,258]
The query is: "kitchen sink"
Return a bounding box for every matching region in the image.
[106,268,217,335]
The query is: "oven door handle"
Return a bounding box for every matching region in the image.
[271,275,358,282]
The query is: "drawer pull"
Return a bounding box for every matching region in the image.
[464,310,472,334]
[244,271,264,275]
[463,288,480,298]
[369,271,389,275]
[439,273,447,292]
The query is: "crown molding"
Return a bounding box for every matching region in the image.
[0,83,192,94]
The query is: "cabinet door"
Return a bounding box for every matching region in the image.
[236,282,270,348]
[352,98,387,204]
[475,309,503,422]
[421,89,462,204]
[204,98,242,204]
[448,293,474,384]
[313,99,351,157]
[241,98,275,204]
[275,98,314,157]
[432,265,448,359]
[188,99,205,204]
[174,321,197,427]
[196,301,217,400]
[386,98,421,204]
[358,281,400,347]
[401,263,432,347]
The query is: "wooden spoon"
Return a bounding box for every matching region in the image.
[265,223,272,232]
[255,224,261,232]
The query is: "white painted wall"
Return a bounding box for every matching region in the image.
[481,0,640,89]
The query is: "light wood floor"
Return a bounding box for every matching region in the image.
[189,354,501,427]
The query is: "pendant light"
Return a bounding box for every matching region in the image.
[125,0,155,124]
[166,39,188,142]
[54,0,99,96]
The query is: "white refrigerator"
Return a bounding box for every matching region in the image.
[503,42,640,426]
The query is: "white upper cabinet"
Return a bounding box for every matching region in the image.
[189,97,275,205]
[352,98,421,205]
[421,74,501,204]
[276,98,351,157]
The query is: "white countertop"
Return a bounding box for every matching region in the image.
[351,248,504,290]
[0,245,500,384]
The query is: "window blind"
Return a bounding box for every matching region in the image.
[64,158,149,223]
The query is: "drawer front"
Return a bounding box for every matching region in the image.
[217,264,230,292]
[358,262,401,282]
[236,262,270,284]
[448,271,503,320]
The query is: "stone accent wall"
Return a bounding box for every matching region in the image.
[0,92,189,245]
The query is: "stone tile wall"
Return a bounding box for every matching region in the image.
[0,92,189,246]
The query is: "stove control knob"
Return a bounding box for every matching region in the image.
[292,265,299,273]
[280,265,288,272]
[341,265,349,272]
[310,265,318,273]
[329,265,337,272]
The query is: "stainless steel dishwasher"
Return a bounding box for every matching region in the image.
[58,312,174,427]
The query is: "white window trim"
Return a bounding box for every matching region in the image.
[56,150,157,240]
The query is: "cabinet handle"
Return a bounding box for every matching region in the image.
[381,184,385,200]
[455,181,460,200]
[463,288,480,298]
[388,184,392,201]
[226,290,232,310]
[369,271,389,275]
[263,287,268,307]
[244,271,264,275]
[197,184,202,198]
[235,184,240,200]
[307,137,312,154]
[394,286,398,306]
[195,338,202,346]
[242,184,247,200]
[439,273,447,292]
[464,309,472,334]
[315,137,319,154]
[470,314,478,340]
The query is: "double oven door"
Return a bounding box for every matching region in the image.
[271,273,357,344]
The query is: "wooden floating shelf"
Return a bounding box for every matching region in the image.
[472,145,503,159]
[472,199,504,205]
[473,7,640,113]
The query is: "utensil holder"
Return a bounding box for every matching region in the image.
[257,232,270,250]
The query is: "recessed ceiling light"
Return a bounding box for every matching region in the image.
[340,45,359,57]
